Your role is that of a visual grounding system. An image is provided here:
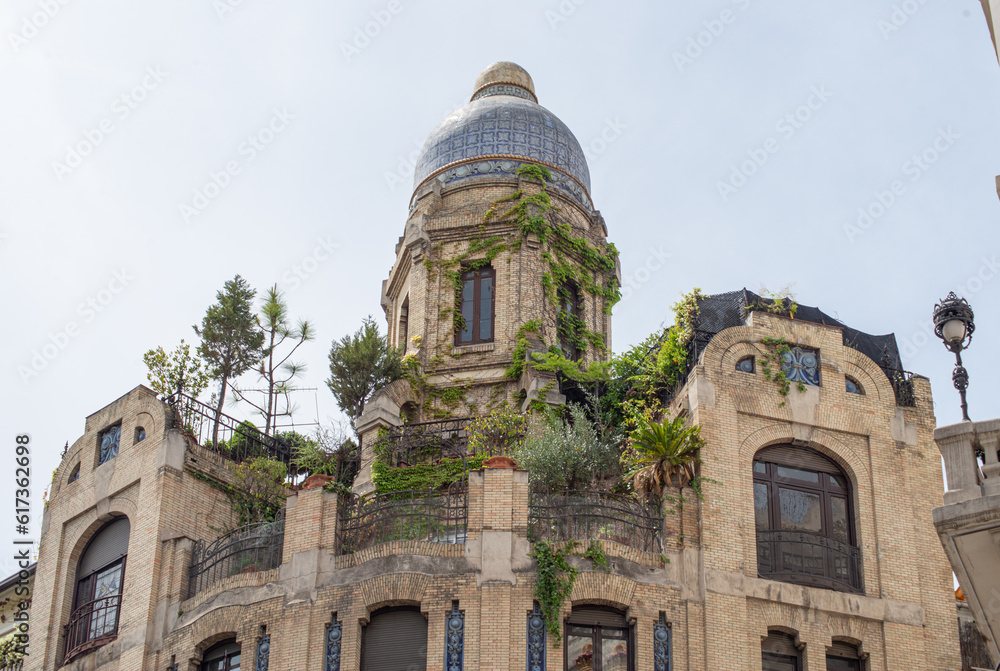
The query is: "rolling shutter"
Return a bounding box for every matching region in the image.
[79,517,130,575]
[828,641,860,658]
[755,446,840,475]
[762,631,799,656]
[361,607,427,671]
[566,607,628,628]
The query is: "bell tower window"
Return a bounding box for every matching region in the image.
[456,266,495,345]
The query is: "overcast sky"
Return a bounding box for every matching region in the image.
[2,0,999,576]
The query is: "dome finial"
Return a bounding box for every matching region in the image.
[471,62,537,103]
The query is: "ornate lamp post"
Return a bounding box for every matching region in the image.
[932,292,976,421]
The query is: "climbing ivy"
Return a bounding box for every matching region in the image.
[530,540,611,645]
[372,455,486,495]
[759,337,806,404]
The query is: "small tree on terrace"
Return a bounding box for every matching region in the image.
[230,285,314,435]
[142,339,210,398]
[194,275,265,446]
[326,316,402,432]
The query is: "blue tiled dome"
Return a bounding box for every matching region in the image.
[412,63,592,208]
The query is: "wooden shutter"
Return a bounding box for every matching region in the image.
[79,517,130,575]
[755,446,840,475]
[361,607,427,671]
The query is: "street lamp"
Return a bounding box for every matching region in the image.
[932,292,975,421]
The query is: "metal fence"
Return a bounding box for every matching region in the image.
[166,392,297,479]
[881,367,916,407]
[756,529,862,593]
[337,482,467,554]
[528,487,663,553]
[377,418,470,466]
[189,509,286,596]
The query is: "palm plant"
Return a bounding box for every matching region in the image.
[626,416,704,495]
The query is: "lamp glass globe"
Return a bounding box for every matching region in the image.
[942,318,967,344]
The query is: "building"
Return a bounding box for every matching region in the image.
[26,63,963,671]
[1,563,34,670]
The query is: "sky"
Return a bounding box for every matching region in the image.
[1,0,999,576]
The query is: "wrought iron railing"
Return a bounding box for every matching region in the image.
[0,660,24,671]
[62,593,122,663]
[881,367,916,407]
[377,418,470,466]
[166,392,297,478]
[337,483,467,554]
[528,487,663,553]
[189,509,286,596]
[756,529,862,593]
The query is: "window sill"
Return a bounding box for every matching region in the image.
[452,343,495,354]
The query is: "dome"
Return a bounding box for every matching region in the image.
[412,63,592,209]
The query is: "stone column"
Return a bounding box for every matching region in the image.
[935,421,981,503]
[352,395,402,495]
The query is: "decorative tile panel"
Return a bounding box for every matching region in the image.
[780,347,820,386]
[256,634,270,671]
[446,602,464,671]
[654,614,671,671]
[325,618,342,671]
[527,602,545,671]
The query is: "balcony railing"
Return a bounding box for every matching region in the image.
[62,593,121,663]
[189,509,286,596]
[528,487,663,553]
[166,392,298,479]
[377,418,471,466]
[880,367,916,407]
[337,483,467,554]
[756,529,862,593]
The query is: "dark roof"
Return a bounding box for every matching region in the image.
[0,562,36,593]
[694,289,904,371]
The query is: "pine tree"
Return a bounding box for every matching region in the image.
[326,315,402,429]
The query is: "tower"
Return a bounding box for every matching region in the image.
[376,62,619,422]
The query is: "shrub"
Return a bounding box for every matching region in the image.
[515,404,619,490]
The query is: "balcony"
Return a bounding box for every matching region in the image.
[62,593,122,663]
[755,529,862,593]
[188,509,286,596]
[528,487,662,554]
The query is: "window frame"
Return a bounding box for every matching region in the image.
[557,281,584,361]
[200,639,242,671]
[564,607,633,671]
[753,448,860,592]
[455,266,496,346]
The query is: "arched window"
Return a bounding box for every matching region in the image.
[201,639,241,671]
[361,606,427,671]
[845,377,863,395]
[64,517,130,662]
[68,463,80,483]
[565,606,631,671]
[762,631,801,671]
[753,446,861,593]
[456,266,495,345]
[399,295,409,350]
[736,356,755,373]
[557,282,584,360]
